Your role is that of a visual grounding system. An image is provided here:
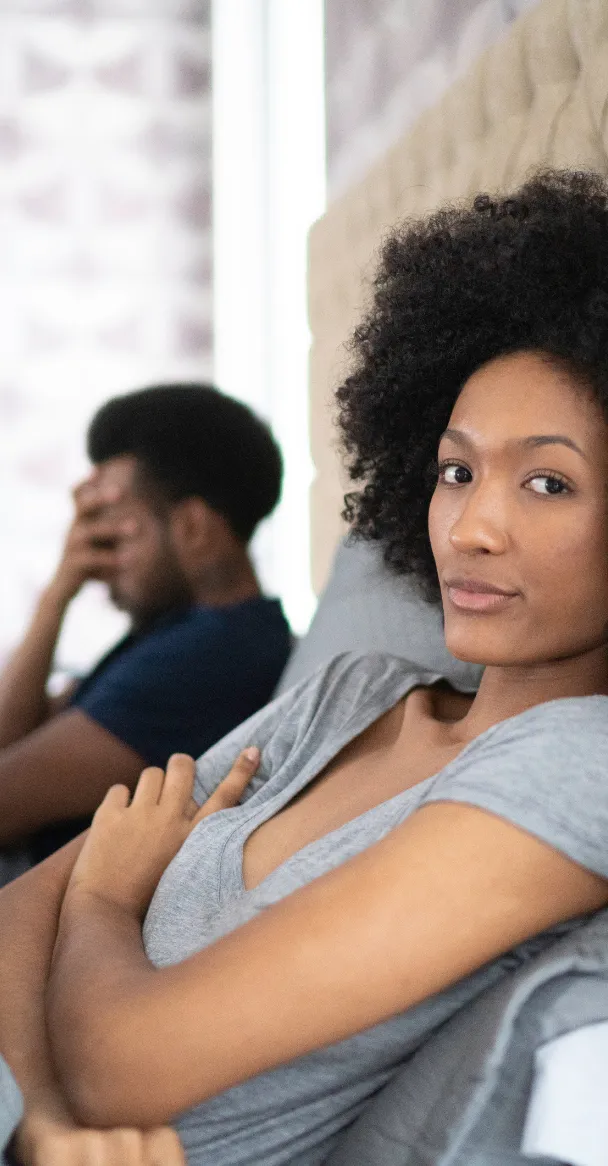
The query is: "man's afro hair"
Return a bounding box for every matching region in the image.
[88,383,283,543]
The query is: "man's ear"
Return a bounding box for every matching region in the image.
[170,497,215,555]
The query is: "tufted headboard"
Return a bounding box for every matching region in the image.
[308,0,608,594]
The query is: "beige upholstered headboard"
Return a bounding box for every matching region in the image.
[308,0,608,594]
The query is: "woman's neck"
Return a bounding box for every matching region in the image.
[443,645,608,745]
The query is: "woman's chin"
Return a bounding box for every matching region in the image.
[443,625,524,667]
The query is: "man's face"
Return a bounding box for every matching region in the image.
[91,456,192,625]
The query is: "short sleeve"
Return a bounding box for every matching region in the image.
[423,696,608,881]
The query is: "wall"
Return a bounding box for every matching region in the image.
[325,0,539,200]
[312,0,608,590]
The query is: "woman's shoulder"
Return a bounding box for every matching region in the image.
[484,692,608,759]
[446,692,608,798]
[425,692,608,882]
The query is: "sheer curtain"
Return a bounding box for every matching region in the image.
[0,0,213,673]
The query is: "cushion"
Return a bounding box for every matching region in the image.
[276,536,482,694]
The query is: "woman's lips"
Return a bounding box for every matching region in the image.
[446,585,518,612]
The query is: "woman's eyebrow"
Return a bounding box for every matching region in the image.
[439,428,472,447]
[439,428,587,460]
[521,434,586,459]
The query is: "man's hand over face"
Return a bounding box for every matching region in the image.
[48,472,137,607]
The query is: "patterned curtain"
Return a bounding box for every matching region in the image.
[0,0,212,672]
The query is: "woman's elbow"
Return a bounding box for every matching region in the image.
[47,996,146,1126]
[50,1016,124,1125]
[62,1065,121,1128]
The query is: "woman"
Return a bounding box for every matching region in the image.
[4,169,608,1166]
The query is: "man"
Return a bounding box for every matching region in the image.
[0,383,291,869]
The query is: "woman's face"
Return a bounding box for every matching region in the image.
[428,350,608,667]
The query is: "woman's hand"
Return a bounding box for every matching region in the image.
[64,748,260,918]
[13,1106,186,1165]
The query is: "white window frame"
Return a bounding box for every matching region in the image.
[212,0,326,633]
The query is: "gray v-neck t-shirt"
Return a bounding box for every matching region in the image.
[143,653,608,1165]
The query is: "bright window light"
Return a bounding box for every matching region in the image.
[212,0,326,635]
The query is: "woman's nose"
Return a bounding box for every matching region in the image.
[448,489,510,555]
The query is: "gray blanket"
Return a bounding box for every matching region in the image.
[2,916,607,1164]
[328,907,608,1165]
[0,1055,22,1165]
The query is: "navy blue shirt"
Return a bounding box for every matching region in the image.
[30,597,291,861]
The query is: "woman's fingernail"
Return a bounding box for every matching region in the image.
[243,746,259,762]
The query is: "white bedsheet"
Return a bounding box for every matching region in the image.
[522,1021,608,1166]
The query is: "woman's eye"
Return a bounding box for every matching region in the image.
[438,462,471,486]
[526,475,570,496]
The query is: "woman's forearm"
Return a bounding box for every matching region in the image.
[48,890,153,1126]
[46,802,608,1133]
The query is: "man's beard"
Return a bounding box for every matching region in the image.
[109,549,193,630]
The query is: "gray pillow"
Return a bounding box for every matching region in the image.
[276,536,482,695]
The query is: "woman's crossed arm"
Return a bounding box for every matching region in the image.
[0,749,258,1165]
[47,754,608,1130]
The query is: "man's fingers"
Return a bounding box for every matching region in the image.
[71,472,101,503]
[71,516,135,547]
[194,746,260,822]
[79,550,121,578]
[72,476,122,512]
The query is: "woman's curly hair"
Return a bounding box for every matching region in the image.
[337,169,608,600]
